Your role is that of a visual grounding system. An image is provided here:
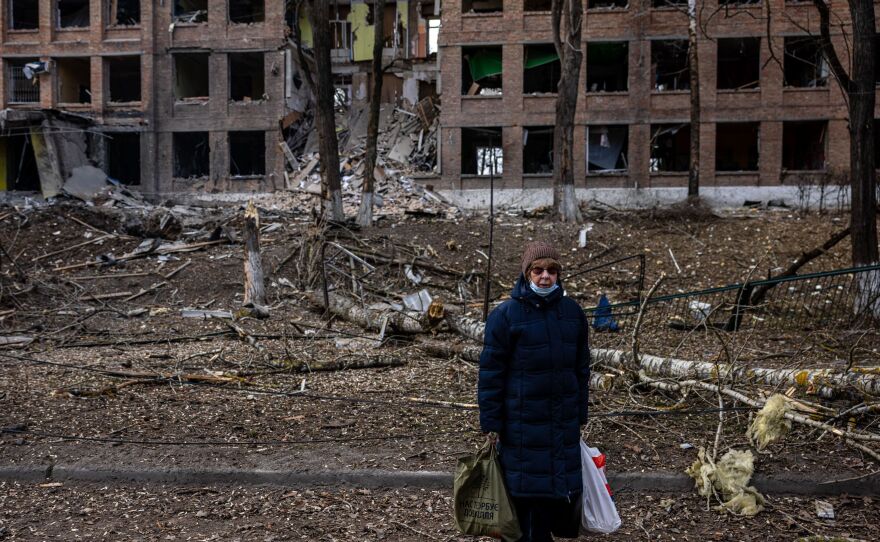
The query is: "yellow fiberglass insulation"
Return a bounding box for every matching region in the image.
[747,394,792,451]
[686,447,765,516]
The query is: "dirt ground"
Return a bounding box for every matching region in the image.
[1,201,878,540]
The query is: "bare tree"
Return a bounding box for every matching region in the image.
[551,0,583,222]
[356,0,387,227]
[687,0,700,200]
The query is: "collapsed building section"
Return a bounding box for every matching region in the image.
[523,126,554,174]
[173,132,210,179]
[462,46,502,95]
[110,0,141,26]
[523,45,560,94]
[784,37,828,88]
[173,53,209,101]
[717,37,760,90]
[9,1,39,30]
[229,131,265,177]
[652,40,689,91]
[587,42,628,92]
[462,128,502,176]
[107,56,142,103]
[106,132,141,185]
[57,0,90,29]
[229,0,265,24]
[716,122,759,172]
[56,57,91,104]
[650,124,690,172]
[783,121,826,171]
[229,52,265,102]
[587,125,628,173]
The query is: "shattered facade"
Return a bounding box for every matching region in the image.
[437,2,854,192]
[0,1,439,197]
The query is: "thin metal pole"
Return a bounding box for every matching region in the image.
[482,143,496,322]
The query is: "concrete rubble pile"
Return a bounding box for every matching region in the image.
[284,97,457,220]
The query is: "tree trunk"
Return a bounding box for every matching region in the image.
[306,291,431,333]
[309,0,344,221]
[356,0,386,227]
[242,201,269,318]
[687,0,700,200]
[551,0,583,223]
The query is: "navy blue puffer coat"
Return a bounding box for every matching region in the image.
[478,275,591,499]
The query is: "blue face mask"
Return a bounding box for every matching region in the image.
[529,281,559,296]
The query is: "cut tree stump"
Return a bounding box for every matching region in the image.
[242,201,269,319]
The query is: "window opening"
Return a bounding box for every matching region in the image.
[229,131,266,177]
[524,1,553,10]
[524,44,560,94]
[462,1,502,14]
[106,132,141,185]
[57,0,90,28]
[7,59,41,103]
[9,1,39,30]
[589,0,628,9]
[523,126,554,174]
[107,56,141,103]
[652,0,686,6]
[229,52,265,102]
[57,57,91,104]
[229,0,264,24]
[173,132,210,179]
[462,46,502,95]
[427,19,441,56]
[587,125,628,172]
[782,121,827,170]
[4,135,41,190]
[173,0,207,23]
[587,42,628,92]
[652,40,690,91]
[462,127,502,175]
[784,36,828,88]
[110,0,140,26]
[717,37,760,90]
[174,53,209,101]
[650,123,690,172]
[716,122,759,172]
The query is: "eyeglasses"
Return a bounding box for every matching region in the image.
[529,267,559,276]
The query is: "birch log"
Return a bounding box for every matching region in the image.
[593,349,880,397]
[243,201,269,318]
[292,354,403,372]
[306,292,428,333]
[445,314,485,342]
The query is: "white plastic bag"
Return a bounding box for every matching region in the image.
[580,440,622,534]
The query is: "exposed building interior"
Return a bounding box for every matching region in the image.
[783,121,827,171]
[173,132,210,179]
[57,0,90,29]
[586,42,628,92]
[174,53,210,101]
[587,125,628,173]
[462,1,502,14]
[9,1,40,30]
[111,0,141,26]
[523,44,560,95]
[56,57,91,104]
[717,37,760,90]
[461,127,502,176]
[652,40,690,92]
[106,132,141,185]
[1,134,40,191]
[784,36,828,88]
[589,0,628,8]
[174,0,208,23]
[229,131,266,177]
[650,124,690,172]
[523,126,554,175]
[229,53,265,102]
[229,0,265,24]
[107,56,142,103]
[652,0,686,6]
[715,122,759,172]
[462,47,502,95]
[524,0,553,10]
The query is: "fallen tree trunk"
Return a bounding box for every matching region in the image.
[445,314,485,342]
[291,354,403,372]
[306,292,429,333]
[593,349,880,397]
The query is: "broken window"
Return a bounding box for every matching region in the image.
[462,46,502,95]
[57,0,89,28]
[589,0,628,9]
[173,53,209,101]
[3,135,40,190]
[109,0,140,26]
[229,131,266,177]
[652,0,686,6]
[461,127,503,176]
[715,122,759,172]
[9,1,39,30]
[523,126,554,174]
[330,5,351,52]
[56,57,91,104]
[172,132,210,179]
[107,56,141,103]
[524,0,552,10]
[106,132,141,185]
[651,40,689,91]
[650,124,690,172]
[782,121,826,170]
[229,0,264,24]
[586,42,628,92]
[784,36,828,88]
[587,125,628,173]
[462,1,502,14]
[6,59,41,103]
[427,19,441,56]
[173,0,207,23]
[717,37,760,90]
[229,52,264,102]
[524,44,560,94]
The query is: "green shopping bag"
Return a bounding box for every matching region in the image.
[453,442,522,541]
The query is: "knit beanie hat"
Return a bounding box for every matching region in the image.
[521,241,561,277]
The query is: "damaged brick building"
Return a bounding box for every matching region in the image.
[0,1,439,197]
[437,1,860,204]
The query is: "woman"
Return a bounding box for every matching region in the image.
[479,241,591,542]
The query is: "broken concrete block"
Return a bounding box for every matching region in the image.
[63,166,109,202]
